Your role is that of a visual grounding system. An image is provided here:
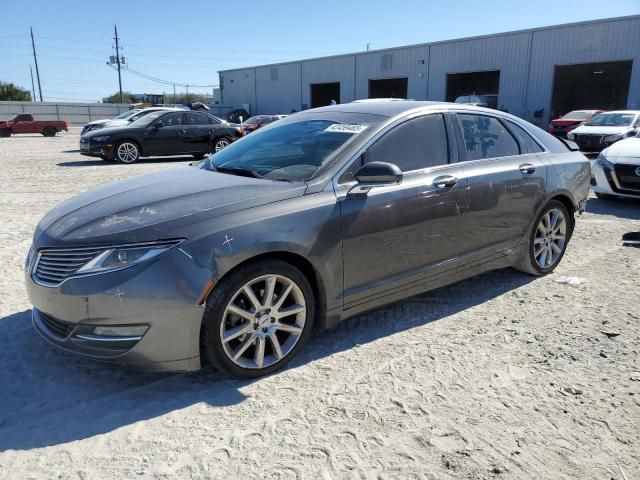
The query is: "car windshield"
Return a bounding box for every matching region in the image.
[114,110,139,120]
[584,113,636,127]
[199,112,384,182]
[129,110,167,126]
[244,116,263,125]
[561,110,592,121]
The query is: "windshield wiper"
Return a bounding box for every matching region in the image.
[214,166,263,179]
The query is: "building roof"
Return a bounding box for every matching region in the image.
[218,14,640,74]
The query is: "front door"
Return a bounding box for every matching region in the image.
[13,114,35,134]
[143,112,186,156]
[338,113,468,308]
[452,112,548,267]
[183,112,215,154]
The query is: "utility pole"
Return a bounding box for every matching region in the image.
[186,85,189,103]
[30,27,43,101]
[114,24,123,103]
[173,83,176,104]
[29,65,37,102]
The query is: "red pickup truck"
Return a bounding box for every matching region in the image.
[0,113,68,137]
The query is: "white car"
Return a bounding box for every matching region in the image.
[568,110,640,152]
[591,137,640,200]
[80,107,179,136]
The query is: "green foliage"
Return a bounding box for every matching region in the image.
[104,91,134,104]
[0,82,32,101]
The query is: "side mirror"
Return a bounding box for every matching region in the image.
[154,121,164,129]
[348,161,402,197]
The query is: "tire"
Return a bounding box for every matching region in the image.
[42,127,57,137]
[514,200,573,276]
[192,153,206,159]
[0,129,12,138]
[201,259,315,379]
[114,140,140,164]
[213,136,232,153]
[595,192,617,200]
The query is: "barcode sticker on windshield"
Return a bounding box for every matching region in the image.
[324,124,368,134]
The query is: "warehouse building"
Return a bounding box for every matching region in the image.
[218,15,640,127]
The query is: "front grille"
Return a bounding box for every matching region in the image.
[39,311,74,339]
[34,246,104,285]
[614,164,640,191]
[575,134,604,149]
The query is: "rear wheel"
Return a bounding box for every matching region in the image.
[0,128,12,138]
[201,259,315,379]
[515,200,572,276]
[213,136,231,153]
[114,141,140,164]
[42,127,57,137]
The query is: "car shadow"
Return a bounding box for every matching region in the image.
[0,268,532,451]
[57,156,197,167]
[586,195,640,220]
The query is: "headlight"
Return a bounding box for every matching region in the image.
[567,132,575,140]
[596,154,614,170]
[76,240,182,275]
[92,135,111,142]
[604,134,621,143]
[25,244,34,271]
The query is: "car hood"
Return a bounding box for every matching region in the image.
[571,125,632,135]
[34,166,307,247]
[85,119,111,127]
[84,124,142,138]
[602,138,640,162]
[550,119,582,127]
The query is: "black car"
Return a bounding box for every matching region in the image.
[80,110,244,164]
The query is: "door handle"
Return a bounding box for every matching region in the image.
[433,175,458,191]
[519,163,536,174]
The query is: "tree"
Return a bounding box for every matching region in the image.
[104,91,134,104]
[0,82,32,101]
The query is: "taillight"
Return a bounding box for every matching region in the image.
[236,127,245,136]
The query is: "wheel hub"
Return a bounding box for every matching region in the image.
[257,313,271,329]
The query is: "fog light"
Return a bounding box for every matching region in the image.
[92,325,149,337]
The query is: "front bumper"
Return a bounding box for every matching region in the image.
[592,162,640,199]
[26,245,213,371]
[79,139,114,159]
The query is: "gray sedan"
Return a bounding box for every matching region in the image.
[25,101,590,378]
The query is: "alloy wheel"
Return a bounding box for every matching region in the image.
[214,138,230,152]
[533,208,567,269]
[116,142,139,163]
[219,274,306,370]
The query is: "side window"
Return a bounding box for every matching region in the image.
[186,112,209,125]
[366,114,449,172]
[160,113,184,126]
[505,121,544,154]
[458,114,519,160]
[16,114,32,122]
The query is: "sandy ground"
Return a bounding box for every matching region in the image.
[0,130,639,480]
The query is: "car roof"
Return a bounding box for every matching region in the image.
[598,110,640,115]
[310,100,450,117]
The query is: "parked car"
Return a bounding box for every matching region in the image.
[81,107,179,136]
[27,101,590,378]
[568,110,640,152]
[242,115,286,133]
[79,110,243,163]
[0,114,68,137]
[454,94,498,110]
[547,110,604,138]
[591,137,640,200]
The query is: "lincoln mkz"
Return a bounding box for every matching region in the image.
[26,101,590,378]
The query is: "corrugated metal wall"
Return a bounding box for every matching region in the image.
[0,102,130,125]
[219,16,640,124]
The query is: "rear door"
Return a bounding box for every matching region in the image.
[452,112,548,269]
[13,114,35,134]
[339,113,468,307]
[143,112,186,156]
[184,112,215,153]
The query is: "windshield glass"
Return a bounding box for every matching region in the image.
[129,110,166,127]
[561,110,592,121]
[199,112,385,181]
[585,113,635,127]
[114,110,139,120]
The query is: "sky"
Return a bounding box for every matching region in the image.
[0,0,638,103]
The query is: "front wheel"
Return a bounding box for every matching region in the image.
[515,200,572,276]
[201,260,315,378]
[213,136,231,153]
[0,128,12,138]
[114,141,140,164]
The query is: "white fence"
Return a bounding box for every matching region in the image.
[0,101,131,126]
